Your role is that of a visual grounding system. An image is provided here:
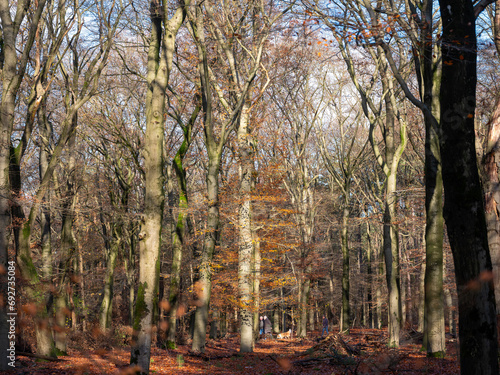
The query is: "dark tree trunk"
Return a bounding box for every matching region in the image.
[438,0,499,373]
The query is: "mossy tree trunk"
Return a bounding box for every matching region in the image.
[421,19,446,360]
[165,99,200,348]
[0,0,49,367]
[55,112,79,355]
[380,84,404,348]
[129,2,188,372]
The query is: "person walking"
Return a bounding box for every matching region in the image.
[259,316,264,335]
[322,315,329,337]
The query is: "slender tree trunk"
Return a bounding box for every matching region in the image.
[78,249,87,332]
[166,151,190,347]
[384,160,402,347]
[418,263,426,332]
[252,225,262,338]
[126,223,136,327]
[439,1,499,372]
[209,309,219,339]
[381,85,403,346]
[376,240,384,329]
[340,191,350,332]
[192,159,220,353]
[100,240,119,330]
[39,101,53,281]
[238,102,255,352]
[366,222,373,328]
[273,307,280,334]
[415,0,446,355]
[298,266,311,337]
[444,285,457,336]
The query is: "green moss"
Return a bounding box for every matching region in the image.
[54,348,68,356]
[166,340,176,350]
[133,282,149,332]
[427,351,445,358]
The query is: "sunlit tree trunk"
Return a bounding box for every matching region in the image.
[130,2,187,372]
[483,0,500,327]
[238,101,255,352]
[252,230,262,338]
[0,0,49,366]
[381,89,403,347]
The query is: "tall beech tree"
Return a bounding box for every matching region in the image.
[304,0,410,346]
[129,1,190,373]
[0,0,48,365]
[186,0,287,353]
[438,0,499,373]
[2,0,122,358]
[483,0,500,321]
[349,0,446,356]
[165,87,201,348]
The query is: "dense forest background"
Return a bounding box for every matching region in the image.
[1,0,499,374]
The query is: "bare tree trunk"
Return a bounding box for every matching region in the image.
[100,240,119,330]
[0,1,48,366]
[439,1,499,372]
[238,102,255,352]
[39,100,53,281]
[366,222,374,328]
[483,0,500,338]
[252,220,262,338]
[340,194,350,332]
[130,2,186,372]
[384,156,402,348]
[125,223,137,327]
[418,263,426,333]
[192,160,220,353]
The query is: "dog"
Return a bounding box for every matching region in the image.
[277,329,292,339]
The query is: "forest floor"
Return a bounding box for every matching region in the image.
[3,327,460,374]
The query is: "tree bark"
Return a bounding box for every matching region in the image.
[340,189,350,332]
[439,0,499,373]
[129,2,186,372]
[419,0,446,355]
[192,159,220,353]
[100,240,119,330]
[483,0,500,330]
[382,92,403,347]
[238,101,255,352]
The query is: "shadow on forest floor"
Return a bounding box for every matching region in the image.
[1,327,460,374]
